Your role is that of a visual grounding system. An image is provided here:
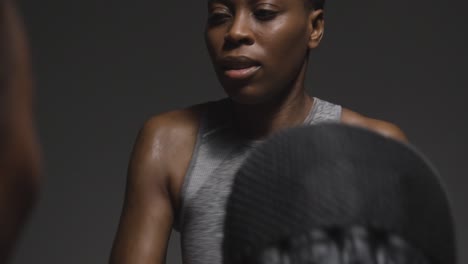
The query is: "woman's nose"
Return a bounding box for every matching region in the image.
[224,12,254,47]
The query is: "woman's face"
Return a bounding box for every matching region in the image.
[205,0,322,104]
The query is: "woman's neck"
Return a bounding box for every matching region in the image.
[231,88,314,140]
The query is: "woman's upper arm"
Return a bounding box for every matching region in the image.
[110,118,175,264]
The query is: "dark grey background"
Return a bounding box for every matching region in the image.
[12,0,467,263]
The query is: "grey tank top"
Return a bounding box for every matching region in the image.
[174,97,342,264]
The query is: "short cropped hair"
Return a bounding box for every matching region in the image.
[308,0,325,10]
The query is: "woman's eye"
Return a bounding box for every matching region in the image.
[253,9,278,21]
[208,12,232,25]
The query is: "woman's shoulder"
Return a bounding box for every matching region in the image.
[143,98,233,135]
[132,102,212,185]
[141,102,211,140]
[340,108,408,142]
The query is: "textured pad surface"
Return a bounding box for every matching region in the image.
[223,124,455,264]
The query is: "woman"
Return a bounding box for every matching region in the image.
[110,0,407,263]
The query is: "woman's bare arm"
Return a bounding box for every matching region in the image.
[110,117,178,264]
[0,1,41,262]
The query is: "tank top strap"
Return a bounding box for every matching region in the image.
[303,97,342,125]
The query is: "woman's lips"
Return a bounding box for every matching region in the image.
[219,56,261,80]
[224,65,261,79]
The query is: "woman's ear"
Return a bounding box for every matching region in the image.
[308,9,325,49]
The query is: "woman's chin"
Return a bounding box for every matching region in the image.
[224,83,287,106]
[225,89,268,105]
